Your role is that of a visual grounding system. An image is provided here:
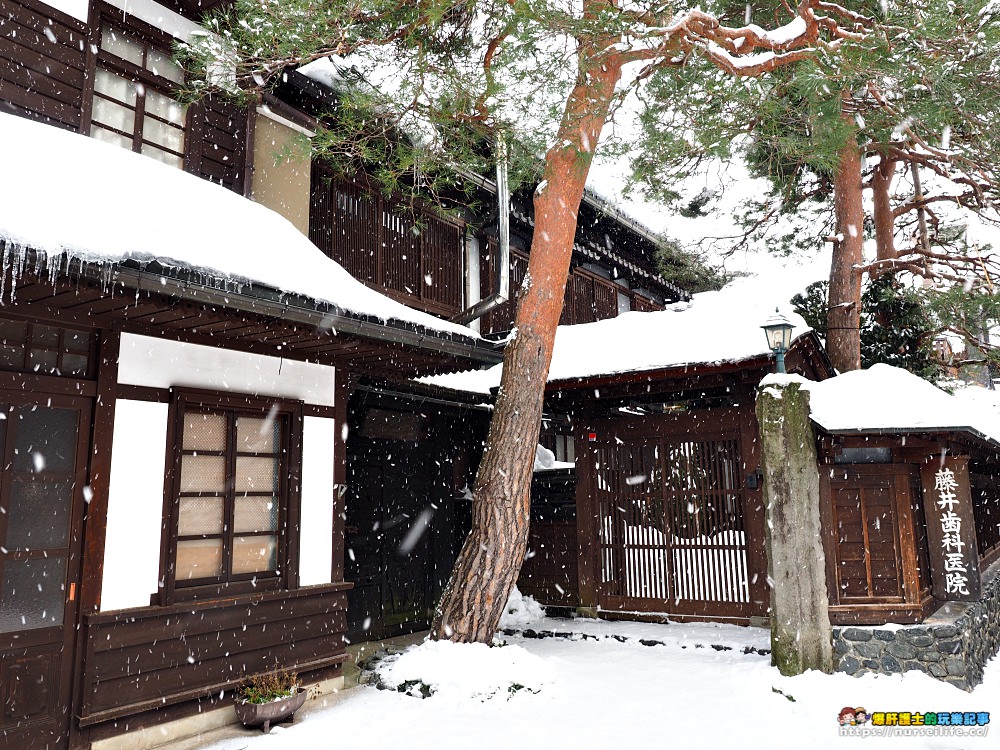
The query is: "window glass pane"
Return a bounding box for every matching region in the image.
[0,345,24,370]
[0,557,66,632]
[94,68,138,107]
[92,96,137,134]
[176,539,222,579]
[141,144,183,169]
[7,480,74,549]
[29,348,58,374]
[142,116,184,153]
[13,407,77,474]
[145,48,184,84]
[101,26,144,66]
[179,455,226,493]
[236,416,278,453]
[145,90,185,126]
[182,412,227,451]
[61,353,89,377]
[64,330,91,353]
[90,125,133,151]
[235,455,278,493]
[234,496,277,534]
[0,320,26,344]
[31,325,60,348]
[178,496,224,536]
[232,535,277,574]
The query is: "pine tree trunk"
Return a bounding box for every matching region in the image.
[871,156,896,277]
[826,118,864,373]
[430,43,623,644]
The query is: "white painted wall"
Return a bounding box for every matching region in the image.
[37,0,89,22]
[102,400,169,611]
[118,333,336,406]
[299,417,336,586]
[37,0,201,36]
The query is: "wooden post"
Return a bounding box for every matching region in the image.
[331,368,355,584]
[79,329,120,614]
[756,378,833,675]
[919,455,981,602]
[574,421,599,611]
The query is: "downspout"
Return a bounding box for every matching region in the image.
[450,134,510,325]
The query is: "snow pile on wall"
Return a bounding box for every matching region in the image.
[803,364,1000,444]
[498,587,546,629]
[0,112,473,338]
[533,444,573,472]
[425,275,812,393]
[376,639,553,701]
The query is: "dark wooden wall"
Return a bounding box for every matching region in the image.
[310,171,466,318]
[519,469,579,607]
[0,0,89,130]
[78,585,349,726]
[185,96,251,194]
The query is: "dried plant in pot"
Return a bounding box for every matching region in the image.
[233,670,306,733]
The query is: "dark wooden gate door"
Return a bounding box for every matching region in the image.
[594,433,752,619]
[345,441,436,641]
[0,395,89,750]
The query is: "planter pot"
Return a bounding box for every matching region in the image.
[234,688,308,733]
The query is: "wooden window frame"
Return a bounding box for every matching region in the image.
[159,389,304,604]
[84,4,188,167]
[0,317,97,380]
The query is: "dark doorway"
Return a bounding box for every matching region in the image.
[0,395,90,750]
[344,406,470,643]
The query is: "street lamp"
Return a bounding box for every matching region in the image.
[761,308,794,374]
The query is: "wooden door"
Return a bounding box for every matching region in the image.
[345,441,437,641]
[829,469,906,602]
[0,396,89,750]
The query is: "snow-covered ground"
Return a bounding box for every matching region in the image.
[203,612,998,750]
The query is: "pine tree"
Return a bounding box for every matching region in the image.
[633,0,1000,372]
[181,1,870,643]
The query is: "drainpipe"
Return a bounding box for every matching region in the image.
[450,134,510,325]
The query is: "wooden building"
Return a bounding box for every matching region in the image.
[0,0,698,742]
[0,102,501,749]
[808,365,1000,625]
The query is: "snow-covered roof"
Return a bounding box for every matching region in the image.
[425,276,814,394]
[0,112,476,340]
[772,365,1000,448]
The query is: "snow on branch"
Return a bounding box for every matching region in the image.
[609,0,871,77]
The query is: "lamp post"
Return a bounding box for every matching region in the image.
[762,308,794,374]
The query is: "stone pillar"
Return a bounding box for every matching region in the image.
[756,377,833,675]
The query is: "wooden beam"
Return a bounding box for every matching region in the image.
[79,329,121,614]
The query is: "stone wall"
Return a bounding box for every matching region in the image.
[833,561,1000,690]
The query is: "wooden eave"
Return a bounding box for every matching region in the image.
[0,249,501,379]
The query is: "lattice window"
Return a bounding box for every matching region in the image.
[90,24,186,168]
[169,396,296,598]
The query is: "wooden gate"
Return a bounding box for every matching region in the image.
[591,421,758,620]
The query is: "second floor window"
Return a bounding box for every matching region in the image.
[90,25,186,168]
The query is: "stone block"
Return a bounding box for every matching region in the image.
[887,643,917,660]
[880,655,901,672]
[874,630,896,641]
[842,628,873,642]
[839,655,860,675]
[856,641,884,658]
[945,657,966,676]
[938,640,962,655]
